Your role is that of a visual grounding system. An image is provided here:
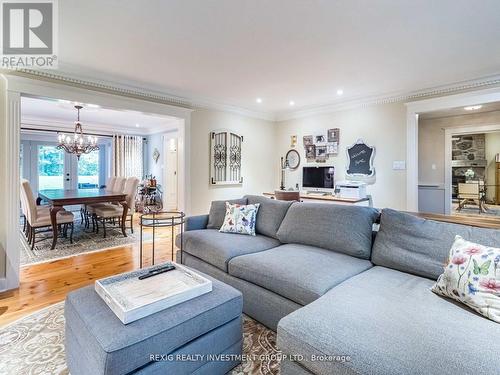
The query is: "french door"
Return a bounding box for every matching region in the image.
[21,141,104,194]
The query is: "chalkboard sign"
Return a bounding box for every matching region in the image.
[346,139,375,177]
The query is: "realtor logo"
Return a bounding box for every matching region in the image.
[1,0,58,68]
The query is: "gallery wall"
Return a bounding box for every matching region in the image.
[275,102,408,210]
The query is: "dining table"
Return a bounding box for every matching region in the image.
[37,188,128,250]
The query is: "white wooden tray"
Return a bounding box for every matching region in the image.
[95,262,212,324]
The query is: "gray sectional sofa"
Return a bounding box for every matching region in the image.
[176,195,500,375]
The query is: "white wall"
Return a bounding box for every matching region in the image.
[0,78,6,279]
[418,110,500,187]
[275,102,408,210]
[190,109,276,214]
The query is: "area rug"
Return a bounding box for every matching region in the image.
[20,220,152,266]
[0,302,280,375]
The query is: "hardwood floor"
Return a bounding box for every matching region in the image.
[0,225,177,327]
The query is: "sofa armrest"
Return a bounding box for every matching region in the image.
[185,214,209,231]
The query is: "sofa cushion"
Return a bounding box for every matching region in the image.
[180,229,280,272]
[372,209,500,280]
[278,266,500,375]
[206,198,248,229]
[228,244,372,306]
[245,195,294,239]
[276,203,379,259]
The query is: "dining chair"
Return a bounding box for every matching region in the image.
[20,180,52,239]
[85,176,123,229]
[457,181,485,213]
[93,177,140,238]
[21,179,75,250]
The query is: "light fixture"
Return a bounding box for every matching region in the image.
[57,105,99,159]
[336,89,344,96]
[87,103,100,108]
[256,97,262,104]
[135,123,140,128]
[289,100,295,106]
[464,105,482,111]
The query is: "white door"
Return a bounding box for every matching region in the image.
[164,138,178,210]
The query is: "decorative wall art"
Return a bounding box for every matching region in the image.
[315,146,327,162]
[305,144,316,162]
[302,128,340,162]
[315,134,326,143]
[346,139,376,181]
[303,135,313,146]
[152,148,160,164]
[210,130,243,185]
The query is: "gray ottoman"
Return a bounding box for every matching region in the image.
[65,274,243,375]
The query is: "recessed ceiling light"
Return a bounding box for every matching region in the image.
[289,100,295,106]
[336,89,344,96]
[87,103,100,108]
[135,124,140,128]
[256,97,262,104]
[464,105,482,111]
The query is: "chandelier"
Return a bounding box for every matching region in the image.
[57,105,99,159]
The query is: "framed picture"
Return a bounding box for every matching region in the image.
[327,142,338,155]
[305,144,316,160]
[316,145,327,162]
[315,134,326,144]
[327,128,340,143]
[303,135,313,146]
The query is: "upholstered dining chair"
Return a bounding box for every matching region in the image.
[21,179,75,250]
[85,176,123,229]
[20,182,51,238]
[93,177,140,238]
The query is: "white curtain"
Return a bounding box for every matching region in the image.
[112,135,144,178]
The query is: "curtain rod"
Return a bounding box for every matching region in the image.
[21,127,148,141]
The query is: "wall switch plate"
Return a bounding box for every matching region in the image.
[393,161,406,170]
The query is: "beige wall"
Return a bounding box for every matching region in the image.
[189,109,277,214]
[275,102,408,210]
[418,111,500,198]
[0,79,6,279]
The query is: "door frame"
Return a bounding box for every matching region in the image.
[0,74,192,292]
[406,87,500,212]
[444,123,500,214]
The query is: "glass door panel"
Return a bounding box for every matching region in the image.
[77,150,100,189]
[37,145,65,190]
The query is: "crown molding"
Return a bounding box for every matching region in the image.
[10,69,500,123]
[10,69,276,121]
[275,74,500,122]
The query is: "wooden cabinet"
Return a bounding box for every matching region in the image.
[496,162,500,204]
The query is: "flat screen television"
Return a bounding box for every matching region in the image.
[302,166,334,189]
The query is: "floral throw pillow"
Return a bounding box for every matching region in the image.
[219,202,260,236]
[432,235,500,323]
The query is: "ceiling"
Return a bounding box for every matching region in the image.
[54,0,500,115]
[419,101,500,120]
[21,96,178,135]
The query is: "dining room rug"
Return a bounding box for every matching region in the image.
[20,219,152,266]
[0,302,280,375]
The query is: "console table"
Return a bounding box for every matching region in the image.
[263,192,373,207]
